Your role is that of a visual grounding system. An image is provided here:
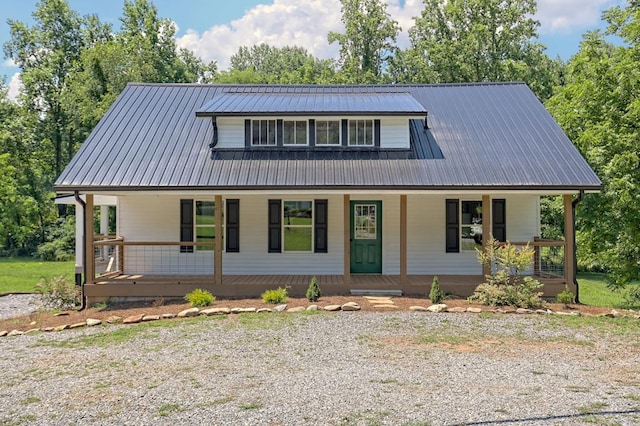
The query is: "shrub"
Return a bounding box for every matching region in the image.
[36,216,76,261]
[429,275,444,304]
[468,237,545,309]
[184,288,215,307]
[261,286,288,304]
[556,285,575,307]
[35,275,80,310]
[622,285,640,309]
[306,276,322,302]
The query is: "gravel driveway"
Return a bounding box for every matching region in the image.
[0,312,639,425]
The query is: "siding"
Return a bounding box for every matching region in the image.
[380,118,410,149]
[216,117,245,148]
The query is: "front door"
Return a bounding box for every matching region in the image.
[350,201,382,273]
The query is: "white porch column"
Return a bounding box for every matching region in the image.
[75,201,83,275]
[343,194,350,286]
[100,205,109,259]
[214,195,223,286]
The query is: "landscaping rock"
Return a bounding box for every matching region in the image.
[54,324,69,331]
[231,307,256,314]
[69,322,86,329]
[7,330,23,336]
[142,315,160,322]
[123,314,144,324]
[466,307,482,313]
[201,307,230,316]
[324,304,342,311]
[53,312,69,317]
[161,313,176,319]
[256,308,272,313]
[287,307,306,313]
[24,328,40,334]
[42,327,54,332]
[306,305,319,311]
[86,318,102,326]
[556,311,581,316]
[610,309,622,318]
[516,308,534,314]
[409,306,428,312]
[427,304,448,313]
[447,307,467,313]
[177,307,200,318]
[274,304,288,313]
[0,330,7,337]
[106,315,122,324]
[341,302,361,311]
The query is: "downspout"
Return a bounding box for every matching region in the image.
[571,190,584,304]
[74,191,87,311]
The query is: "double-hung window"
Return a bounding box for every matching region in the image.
[283,120,307,145]
[460,200,482,251]
[348,119,374,146]
[315,120,341,145]
[283,201,313,252]
[251,119,277,146]
[195,200,222,251]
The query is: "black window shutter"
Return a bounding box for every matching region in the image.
[268,199,282,253]
[180,199,194,253]
[314,199,328,253]
[226,199,240,252]
[492,199,506,242]
[374,119,381,147]
[276,119,283,147]
[445,199,459,253]
[341,119,348,147]
[244,119,251,148]
[308,119,315,146]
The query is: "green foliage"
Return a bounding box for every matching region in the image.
[429,275,444,304]
[35,275,80,310]
[184,288,215,307]
[622,286,640,310]
[261,286,289,304]
[469,238,545,308]
[36,216,76,261]
[556,285,575,307]
[306,276,322,302]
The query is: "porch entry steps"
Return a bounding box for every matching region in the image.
[350,289,403,297]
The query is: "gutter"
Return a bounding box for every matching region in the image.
[571,190,585,304]
[73,191,87,311]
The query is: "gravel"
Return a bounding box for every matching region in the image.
[0,293,41,320]
[0,312,639,425]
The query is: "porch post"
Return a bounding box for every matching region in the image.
[84,194,95,284]
[400,194,407,285]
[482,195,491,277]
[215,195,223,286]
[343,194,350,286]
[100,205,109,259]
[563,194,575,287]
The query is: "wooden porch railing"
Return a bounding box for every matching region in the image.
[500,237,567,282]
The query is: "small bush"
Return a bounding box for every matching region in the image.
[261,286,288,304]
[556,285,575,306]
[184,288,215,307]
[306,276,322,302]
[429,276,444,304]
[622,285,640,309]
[35,275,80,310]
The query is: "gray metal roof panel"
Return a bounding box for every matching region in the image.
[196,91,427,116]
[55,82,602,191]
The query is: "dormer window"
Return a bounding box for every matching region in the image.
[349,120,374,146]
[283,120,308,146]
[315,120,341,145]
[251,119,277,146]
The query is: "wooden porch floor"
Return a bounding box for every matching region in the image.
[87,273,569,300]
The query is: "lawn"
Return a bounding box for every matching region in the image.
[577,272,638,308]
[0,258,75,294]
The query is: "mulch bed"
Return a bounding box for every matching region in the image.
[0,295,620,333]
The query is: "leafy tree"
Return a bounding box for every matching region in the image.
[546,3,640,287]
[328,0,400,83]
[403,0,561,100]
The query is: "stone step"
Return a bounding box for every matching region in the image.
[350,289,403,297]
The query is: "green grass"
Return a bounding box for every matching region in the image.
[578,272,636,308]
[0,257,75,294]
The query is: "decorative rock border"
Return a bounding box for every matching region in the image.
[1,302,638,338]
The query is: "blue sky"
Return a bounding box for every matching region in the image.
[1,0,625,98]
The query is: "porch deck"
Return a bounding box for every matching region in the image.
[86,273,569,300]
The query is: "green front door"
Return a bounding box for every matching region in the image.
[350,201,382,273]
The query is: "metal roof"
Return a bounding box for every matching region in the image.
[55,83,602,192]
[196,91,427,116]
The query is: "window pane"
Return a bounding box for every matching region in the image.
[364,120,373,145]
[195,201,215,225]
[252,121,260,145]
[284,227,312,251]
[316,121,327,144]
[196,227,215,251]
[328,120,340,144]
[267,120,276,145]
[283,121,295,144]
[284,201,312,225]
[296,121,307,144]
[461,201,482,251]
[349,121,357,145]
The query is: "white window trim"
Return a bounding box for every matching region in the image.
[282,200,314,253]
[348,119,375,147]
[282,120,309,146]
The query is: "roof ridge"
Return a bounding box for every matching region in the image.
[125,81,527,89]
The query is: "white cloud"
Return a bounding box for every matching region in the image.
[7,72,22,102]
[535,0,623,33]
[176,0,420,70]
[2,58,17,68]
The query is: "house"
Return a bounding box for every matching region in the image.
[55,83,601,301]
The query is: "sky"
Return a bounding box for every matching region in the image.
[0,0,626,100]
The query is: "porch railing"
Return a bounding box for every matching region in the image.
[503,237,566,281]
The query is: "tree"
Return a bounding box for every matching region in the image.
[545,3,640,287]
[404,0,561,100]
[328,0,400,83]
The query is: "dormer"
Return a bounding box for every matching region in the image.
[196,89,427,151]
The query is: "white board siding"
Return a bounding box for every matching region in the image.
[116,193,538,276]
[406,194,539,275]
[215,117,410,149]
[379,118,409,149]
